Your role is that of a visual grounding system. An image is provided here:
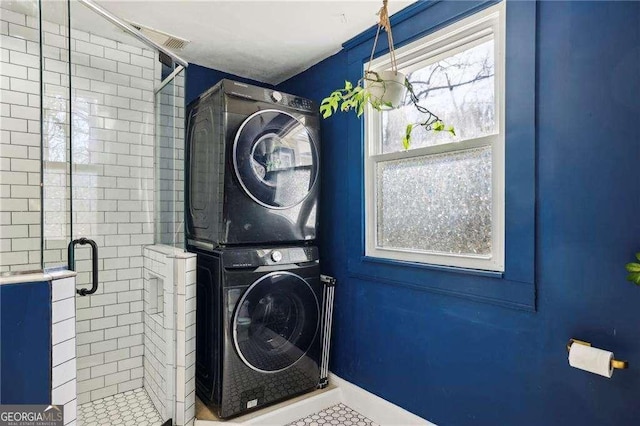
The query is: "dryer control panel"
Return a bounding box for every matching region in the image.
[263,90,314,112]
[222,246,318,268]
[223,80,315,113]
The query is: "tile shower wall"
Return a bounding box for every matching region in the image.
[52,275,78,426]
[176,252,196,426]
[0,6,159,403]
[0,8,44,272]
[143,246,196,426]
[0,6,74,272]
[156,72,185,247]
[143,246,173,419]
[2,6,188,410]
[71,27,158,404]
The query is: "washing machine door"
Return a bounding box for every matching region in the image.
[233,110,319,209]
[232,271,319,373]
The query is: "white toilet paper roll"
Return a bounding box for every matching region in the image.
[568,343,614,378]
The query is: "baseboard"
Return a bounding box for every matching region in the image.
[329,374,436,426]
[194,373,434,426]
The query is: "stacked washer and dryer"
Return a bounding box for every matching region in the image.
[185,80,325,419]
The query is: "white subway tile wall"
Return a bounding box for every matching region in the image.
[41,13,72,271]
[143,246,171,419]
[156,72,185,247]
[1,8,43,272]
[2,6,187,412]
[51,276,78,426]
[70,25,158,404]
[181,253,197,426]
[143,246,196,425]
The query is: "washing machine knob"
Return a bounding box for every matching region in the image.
[271,91,283,103]
[271,250,282,263]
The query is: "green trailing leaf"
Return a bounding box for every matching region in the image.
[357,92,370,117]
[402,124,414,150]
[340,99,352,112]
[405,123,414,137]
[319,75,454,148]
[319,101,332,119]
[625,262,640,272]
[625,258,640,285]
[329,97,338,112]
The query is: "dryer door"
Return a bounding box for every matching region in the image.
[232,271,319,373]
[233,110,319,209]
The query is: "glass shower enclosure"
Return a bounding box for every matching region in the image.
[1,0,192,424]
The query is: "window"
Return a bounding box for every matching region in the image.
[364,3,505,271]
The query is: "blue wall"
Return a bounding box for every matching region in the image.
[278,1,640,425]
[0,281,51,404]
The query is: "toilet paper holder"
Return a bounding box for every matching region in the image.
[567,339,629,370]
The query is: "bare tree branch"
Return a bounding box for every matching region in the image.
[412,72,494,100]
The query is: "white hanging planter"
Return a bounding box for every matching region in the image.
[319,0,454,150]
[364,70,407,109]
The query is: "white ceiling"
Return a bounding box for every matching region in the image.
[95,0,414,84]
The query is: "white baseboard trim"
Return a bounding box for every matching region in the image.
[329,374,435,426]
[195,373,434,426]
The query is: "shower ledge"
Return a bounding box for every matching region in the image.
[0,268,77,285]
[145,244,196,258]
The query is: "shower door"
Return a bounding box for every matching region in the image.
[155,64,186,249]
[69,6,158,409]
[1,0,188,423]
[63,1,185,424]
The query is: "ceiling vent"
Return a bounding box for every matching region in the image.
[128,21,189,51]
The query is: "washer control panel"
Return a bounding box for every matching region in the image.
[223,246,318,268]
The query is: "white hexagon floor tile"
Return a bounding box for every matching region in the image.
[77,388,163,426]
[286,403,379,426]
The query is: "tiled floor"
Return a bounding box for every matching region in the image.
[77,388,164,426]
[287,403,379,426]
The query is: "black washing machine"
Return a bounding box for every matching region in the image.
[185,80,320,249]
[195,245,322,418]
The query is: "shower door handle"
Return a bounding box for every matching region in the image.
[68,238,99,296]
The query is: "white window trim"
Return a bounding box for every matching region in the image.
[364,2,506,272]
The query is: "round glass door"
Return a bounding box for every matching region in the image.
[233,110,319,209]
[233,272,319,373]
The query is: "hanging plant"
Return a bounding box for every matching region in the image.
[319,0,454,150]
[624,253,640,285]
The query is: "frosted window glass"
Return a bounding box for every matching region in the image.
[376,146,492,256]
[382,39,495,153]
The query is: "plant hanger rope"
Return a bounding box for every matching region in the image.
[319,0,454,150]
[366,0,399,76]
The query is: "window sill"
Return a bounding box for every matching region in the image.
[361,256,504,279]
